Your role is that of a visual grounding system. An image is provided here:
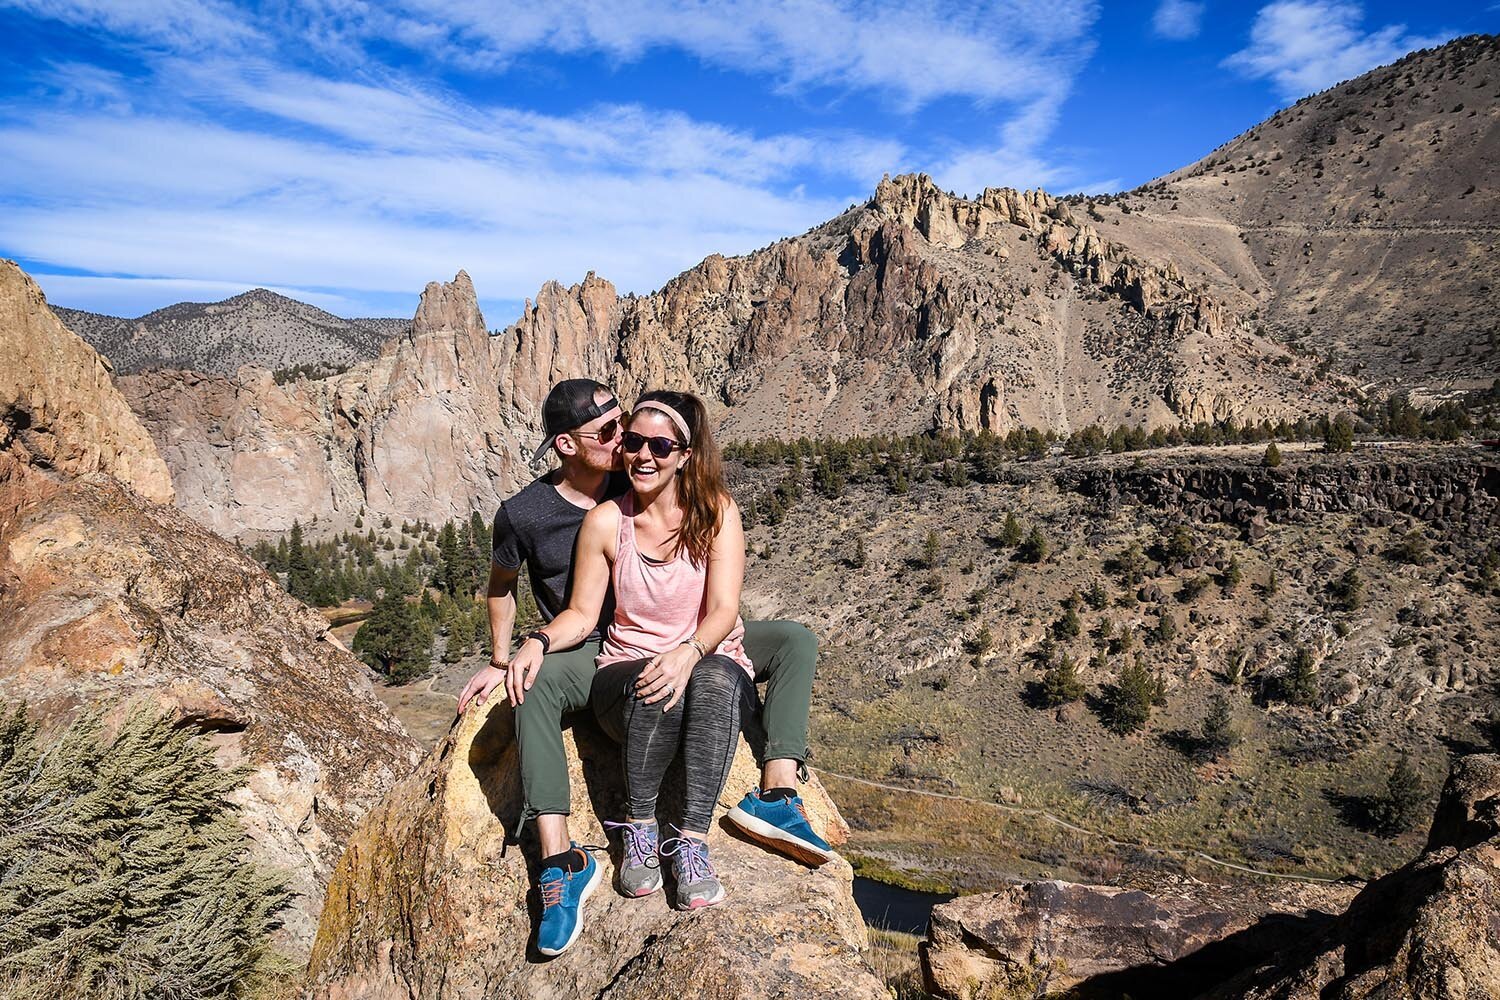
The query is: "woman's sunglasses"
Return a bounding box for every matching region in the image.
[621,431,686,459]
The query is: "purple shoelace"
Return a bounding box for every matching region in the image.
[604,820,659,869]
[660,828,715,883]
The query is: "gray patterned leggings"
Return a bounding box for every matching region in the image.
[590,654,755,832]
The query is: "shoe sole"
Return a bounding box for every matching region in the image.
[684,885,727,909]
[725,807,834,867]
[536,862,602,957]
[623,876,663,898]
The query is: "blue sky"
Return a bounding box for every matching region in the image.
[0,1,1493,325]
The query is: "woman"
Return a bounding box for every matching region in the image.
[507,389,753,915]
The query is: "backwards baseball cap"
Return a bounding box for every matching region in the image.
[531,379,620,464]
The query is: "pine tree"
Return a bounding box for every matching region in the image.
[1369,754,1425,837]
[1101,658,1156,735]
[1263,441,1283,468]
[922,529,941,569]
[1018,527,1048,563]
[848,535,867,569]
[1200,693,1238,759]
[999,513,1023,547]
[0,705,289,997]
[1324,415,1355,453]
[353,586,433,683]
[1040,653,1086,707]
[437,521,462,596]
[1054,607,1082,639]
[286,519,315,602]
[1282,645,1320,706]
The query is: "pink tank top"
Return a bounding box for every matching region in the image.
[596,493,753,676]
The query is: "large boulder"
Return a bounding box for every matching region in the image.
[0,472,421,953]
[307,696,886,999]
[0,259,173,503]
[1204,753,1500,999]
[923,874,1355,999]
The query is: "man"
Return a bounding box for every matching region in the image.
[458,379,829,957]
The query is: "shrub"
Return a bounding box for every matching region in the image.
[1054,608,1082,639]
[1099,658,1157,735]
[1083,579,1110,610]
[1369,754,1425,837]
[1323,415,1355,453]
[1263,442,1283,467]
[998,513,1024,547]
[1150,613,1178,646]
[0,705,290,998]
[1164,525,1197,563]
[921,529,942,568]
[1281,646,1320,706]
[1221,556,1244,592]
[1329,567,1365,611]
[1040,654,1086,707]
[1179,575,1211,602]
[1200,693,1239,759]
[1018,527,1049,564]
[1391,528,1431,566]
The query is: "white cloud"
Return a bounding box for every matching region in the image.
[0,0,258,50]
[0,0,1107,317]
[1224,1,1450,100]
[385,0,1100,110]
[1152,0,1204,40]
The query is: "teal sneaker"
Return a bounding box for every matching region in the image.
[535,845,601,957]
[726,788,834,866]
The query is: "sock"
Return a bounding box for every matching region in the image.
[541,848,588,874]
[761,786,797,802]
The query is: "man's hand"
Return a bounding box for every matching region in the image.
[636,644,698,712]
[506,638,546,707]
[458,661,506,715]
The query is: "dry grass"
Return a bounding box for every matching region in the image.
[866,926,927,1000]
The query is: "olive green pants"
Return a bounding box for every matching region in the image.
[510,620,816,827]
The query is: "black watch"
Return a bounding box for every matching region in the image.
[522,630,551,655]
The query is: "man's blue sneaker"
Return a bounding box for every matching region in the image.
[726,788,834,866]
[536,846,601,957]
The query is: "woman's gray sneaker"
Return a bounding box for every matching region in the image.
[660,829,725,909]
[604,819,662,897]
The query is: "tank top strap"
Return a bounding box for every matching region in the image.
[616,491,637,558]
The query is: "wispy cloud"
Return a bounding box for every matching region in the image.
[381,0,1100,110]
[1152,0,1205,40]
[1224,0,1449,100]
[0,0,1105,317]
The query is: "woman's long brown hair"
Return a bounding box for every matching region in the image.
[631,390,725,567]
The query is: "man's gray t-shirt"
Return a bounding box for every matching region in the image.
[491,472,627,641]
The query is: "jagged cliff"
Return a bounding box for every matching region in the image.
[0,259,173,503]
[122,173,1324,537]
[0,261,421,952]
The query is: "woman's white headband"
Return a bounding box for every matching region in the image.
[632,400,692,444]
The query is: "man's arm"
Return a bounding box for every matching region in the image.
[486,560,520,667]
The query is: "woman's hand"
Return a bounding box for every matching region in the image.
[636,644,699,712]
[458,660,506,715]
[506,638,545,706]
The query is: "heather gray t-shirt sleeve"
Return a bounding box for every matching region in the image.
[491,503,522,570]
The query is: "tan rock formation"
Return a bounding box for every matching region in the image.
[922,874,1356,999]
[0,259,173,503]
[0,472,421,953]
[307,696,884,999]
[1203,753,1500,999]
[125,173,1325,537]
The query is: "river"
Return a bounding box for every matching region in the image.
[852,877,955,935]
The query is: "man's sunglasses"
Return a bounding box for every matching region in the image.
[570,418,620,443]
[621,431,686,459]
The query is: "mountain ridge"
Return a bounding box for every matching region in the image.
[57,287,408,377]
